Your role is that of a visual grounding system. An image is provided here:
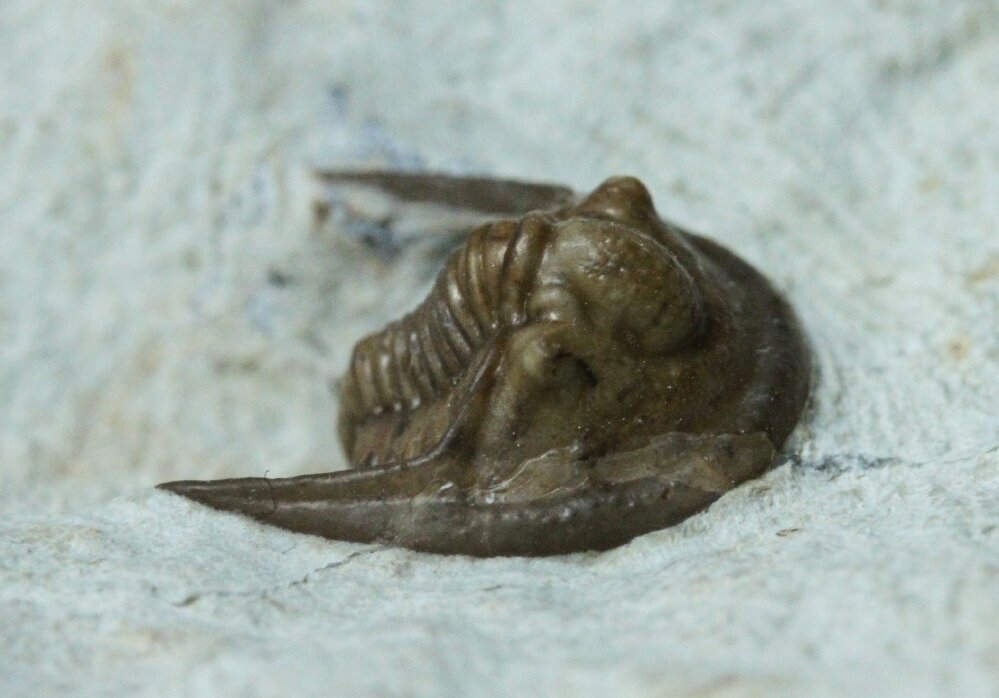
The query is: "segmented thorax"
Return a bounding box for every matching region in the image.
[338,214,556,467]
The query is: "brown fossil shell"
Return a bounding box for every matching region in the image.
[160,174,811,557]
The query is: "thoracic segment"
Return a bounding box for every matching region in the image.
[341,216,550,432]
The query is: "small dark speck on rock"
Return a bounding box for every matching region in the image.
[312,199,331,225]
[267,268,294,287]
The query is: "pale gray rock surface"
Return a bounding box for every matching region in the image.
[1,1,997,696]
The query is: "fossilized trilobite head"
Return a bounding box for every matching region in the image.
[338,177,805,482]
[161,174,810,556]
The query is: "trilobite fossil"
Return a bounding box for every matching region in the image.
[160,173,811,557]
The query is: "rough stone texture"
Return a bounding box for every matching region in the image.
[0,1,996,696]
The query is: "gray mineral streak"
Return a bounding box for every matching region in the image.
[1,1,997,697]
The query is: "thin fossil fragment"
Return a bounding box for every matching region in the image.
[313,171,576,259]
[160,173,811,557]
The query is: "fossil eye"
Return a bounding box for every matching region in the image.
[573,175,657,225]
